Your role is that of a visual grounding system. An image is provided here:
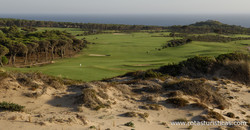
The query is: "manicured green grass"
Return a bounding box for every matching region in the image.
[4,28,250,81]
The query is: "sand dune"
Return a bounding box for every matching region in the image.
[0,72,249,130]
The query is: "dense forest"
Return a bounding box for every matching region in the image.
[0,25,88,66]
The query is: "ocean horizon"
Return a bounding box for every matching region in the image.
[1,14,250,27]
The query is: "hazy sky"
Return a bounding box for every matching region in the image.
[1,0,250,14]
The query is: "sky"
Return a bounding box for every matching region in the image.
[0,0,250,14]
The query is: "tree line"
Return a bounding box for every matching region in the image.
[0,18,164,31]
[0,25,88,66]
[1,18,250,35]
[168,32,250,42]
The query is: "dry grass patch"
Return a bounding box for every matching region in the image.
[76,88,109,110]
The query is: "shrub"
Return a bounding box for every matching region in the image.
[157,56,216,76]
[226,112,235,118]
[180,56,216,74]
[124,121,135,127]
[155,53,249,82]
[143,70,163,79]
[166,98,189,108]
[157,63,182,76]
[0,101,25,111]
[162,38,192,48]
[1,56,8,65]
[124,70,163,79]
[216,53,250,63]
